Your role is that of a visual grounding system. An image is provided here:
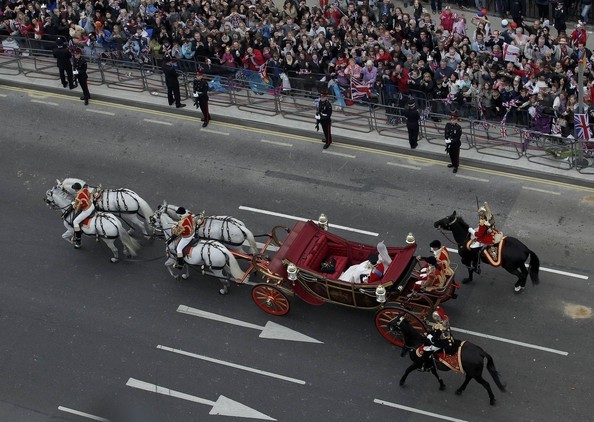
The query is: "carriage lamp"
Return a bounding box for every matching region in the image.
[287,263,298,281]
[406,232,416,245]
[318,213,329,231]
[375,285,387,303]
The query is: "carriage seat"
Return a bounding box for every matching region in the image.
[302,235,349,279]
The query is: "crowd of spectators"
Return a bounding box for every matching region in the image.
[2,0,594,139]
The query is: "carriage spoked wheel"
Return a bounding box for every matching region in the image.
[251,284,290,316]
[270,225,291,247]
[375,306,426,347]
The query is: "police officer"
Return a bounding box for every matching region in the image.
[316,92,333,149]
[193,71,211,127]
[162,55,186,109]
[73,48,90,105]
[402,97,421,149]
[444,112,462,173]
[52,37,75,89]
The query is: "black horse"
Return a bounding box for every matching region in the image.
[434,211,540,292]
[394,316,506,406]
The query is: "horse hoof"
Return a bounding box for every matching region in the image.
[514,286,524,293]
[110,258,118,263]
[399,380,405,386]
[462,278,472,284]
[219,288,228,295]
[490,398,496,406]
[455,389,462,396]
[181,273,189,280]
[439,384,446,391]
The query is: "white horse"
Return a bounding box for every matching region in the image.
[149,205,247,294]
[57,178,154,236]
[45,186,141,262]
[161,202,258,254]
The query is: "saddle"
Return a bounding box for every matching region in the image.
[180,237,201,256]
[465,236,507,267]
[416,340,466,374]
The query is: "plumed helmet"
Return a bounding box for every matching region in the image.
[433,322,446,331]
[429,240,441,249]
[176,207,186,215]
[71,182,82,191]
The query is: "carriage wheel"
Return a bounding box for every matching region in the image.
[375,306,426,347]
[270,226,290,247]
[251,284,290,316]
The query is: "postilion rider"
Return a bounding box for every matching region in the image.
[171,207,198,268]
[468,202,503,261]
[421,310,456,369]
[71,182,95,248]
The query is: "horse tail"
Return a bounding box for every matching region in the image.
[119,226,141,257]
[528,250,540,286]
[223,247,248,283]
[483,350,506,392]
[244,228,258,254]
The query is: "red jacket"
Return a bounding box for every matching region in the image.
[73,187,92,211]
[475,222,497,244]
[367,263,385,283]
[242,49,265,71]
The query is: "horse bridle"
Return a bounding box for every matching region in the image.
[436,216,459,247]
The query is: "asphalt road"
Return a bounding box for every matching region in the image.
[1,85,593,422]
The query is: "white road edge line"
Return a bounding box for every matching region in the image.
[454,174,490,183]
[322,150,356,158]
[31,99,58,106]
[238,205,378,236]
[387,162,421,170]
[450,327,568,356]
[143,118,172,126]
[86,109,115,116]
[58,406,109,422]
[157,345,306,385]
[374,399,468,422]
[522,186,561,195]
[201,128,229,135]
[261,139,293,147]
[0,93,7,97]
[445,248,588,280]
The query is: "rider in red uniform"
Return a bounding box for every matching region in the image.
[468,202,500,249]
[173,207,196,268]
[71,182,95,248]
[430,240,453,277]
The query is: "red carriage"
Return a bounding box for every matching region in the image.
[231,217,460,346]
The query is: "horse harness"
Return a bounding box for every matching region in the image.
[202,216,248,246]
[99,188,140,214]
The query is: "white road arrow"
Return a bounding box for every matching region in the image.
[126,378,276,420]
[177,305,323,344]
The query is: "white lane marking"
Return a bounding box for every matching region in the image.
[0,93,7,97]
[450,326,568,356]
[201,128,229,135]
[444,248,587,280]
[374,399,468,422]
[387,162,421,170]
[522,186,561,195]
[322,150,356,158]
[126,378,276,420]
[157,345,306,385]
[143,118,172,126]
[455,174,490,183]
[261,139,293,147]
[177,305,323,343]
[58,406,109,421]
[238,206,379,237]
[31,99,58,106]
[86,109,115,116]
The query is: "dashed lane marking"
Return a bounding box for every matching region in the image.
[58,406,109,421]
[143,118,172,126]
[387,162,421,170]
[455,174,490,183]
[86,109,115,116]
[238,205,378,236]
[201,128,229,135]
[0,93,6,97]
[261,139,293,147]
[30,99,58,106]
[522,186,561,195]
[374,399,468,422]
[157,345,306,385]
[322,150,356,158]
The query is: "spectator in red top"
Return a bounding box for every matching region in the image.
[391,64,410,94]
[570,23,588,49]
[439,7,455,33]
[242,47,265,71]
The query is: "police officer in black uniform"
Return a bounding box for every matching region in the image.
[316,92,333,149]
[444,112,462,173]
[193,71,211,127]
[73,48,90,105]
[162,55,186,108]
[52,37,75,89]
[402,97,421,149]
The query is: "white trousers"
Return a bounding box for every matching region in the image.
[73,205,95,231]
[176,236,193,257]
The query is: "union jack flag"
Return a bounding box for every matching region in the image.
[351,78,371,100]
[574,113,593,140]
[258,63,270,84]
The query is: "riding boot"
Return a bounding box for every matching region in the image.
[74,230,82,249]
[174,253,185,269]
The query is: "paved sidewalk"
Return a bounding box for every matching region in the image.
[1,71,592,186]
